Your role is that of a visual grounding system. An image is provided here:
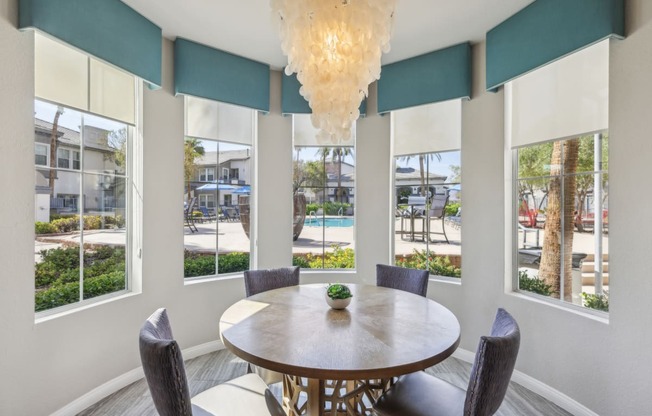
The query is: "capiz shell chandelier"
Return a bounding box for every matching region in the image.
[271,0,396,144]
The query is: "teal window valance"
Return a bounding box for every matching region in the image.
[174,38,270,112]
[486,0,624,90]
[19,0,162,87]
[377,42,471,114]
[281,73,366,116]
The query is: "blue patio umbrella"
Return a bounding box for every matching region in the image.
[196,183,237,191]
[232,186,251,194]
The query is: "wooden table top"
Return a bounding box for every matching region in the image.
[220,284,461,380]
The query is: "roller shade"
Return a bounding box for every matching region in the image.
[378,43,471,114]
[281,73,366,116]
[185,96,254,145]
[35,33,136,125]
[175,38,270,112]
[393,99,461,156]
[507,39,609,148]
[20,0,162,87]
[293,114,355,148]
[486,0,624,90]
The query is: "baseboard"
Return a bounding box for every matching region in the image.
[452,349,599,416]
[50,340,225,416]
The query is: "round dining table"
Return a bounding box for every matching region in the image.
[219,283,461,416]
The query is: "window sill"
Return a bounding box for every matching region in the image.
[184,273,244,286]
[429,275,462,285]
[508,290,609,324]
[35,289,138,324]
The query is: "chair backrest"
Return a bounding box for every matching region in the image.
[376,264,429,297]
[139,308,193,416]
[464,308,521,416]
[429,194,448,218]
[244,266,300,297]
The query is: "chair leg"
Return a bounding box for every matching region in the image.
[441,218,449,243]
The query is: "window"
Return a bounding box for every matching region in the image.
[391,100,463,279]
[292,115,355,270]
[33,32,138,314]
[35,143,48,166]
[34,99,134,313]
[183,96,255,278]
[508,40,609,312]
[199,167,215,182]
[56,148,80,169]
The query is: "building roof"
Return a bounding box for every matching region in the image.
[34,118,115,152]
[196,149,250,166]
[395,167,448,183]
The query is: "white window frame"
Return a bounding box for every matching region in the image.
[35,143,49,166]
[199,167,215,182]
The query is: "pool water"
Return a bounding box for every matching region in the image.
[305,217,354,227]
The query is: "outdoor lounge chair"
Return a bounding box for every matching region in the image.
[184,197,198,233]
[199,207,216,222]
[374,308,520,416]
[139,308,284,416]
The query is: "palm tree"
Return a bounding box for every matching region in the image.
[539,138,579,301]
[399,153,442,197]
[48,106,64,196]
[184,138,205,202]
[317,147,354,202]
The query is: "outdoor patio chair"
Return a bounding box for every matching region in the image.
[200,207,216,222]
[423,193,449,243]
[374,308,520,416]
[376,264,429,297]
[139,308,284,416]
[184,197,198,233]
[243,266,300,384]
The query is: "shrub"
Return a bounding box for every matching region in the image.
[35,221,58,234]
[35,247,81,287]
[305,245,355,269]
[582,291,609,312]
[292,255,311,269]
[104,215,125,228]
[305,203,320,216]
[51,216,79,233]
[184,253,216,277]
[35,271,126,312]
[183,252,251,277]
[518,270,553,296]
[445,202,461,217]
[218,252,250,274]
[395,250,461,278]
[83,215,102,230]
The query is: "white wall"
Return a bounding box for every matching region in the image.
[0,0,651,414]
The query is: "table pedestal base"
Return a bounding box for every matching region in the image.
[283,375,393,416]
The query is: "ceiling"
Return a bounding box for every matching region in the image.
[122,0,533,69]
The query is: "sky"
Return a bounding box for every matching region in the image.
[35,99,126,133]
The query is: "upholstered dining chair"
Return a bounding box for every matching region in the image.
[376,264,429,297]
[244,266,300,297]
[373,308,521,416]
[243,266,300,384]
[139,308,284,416]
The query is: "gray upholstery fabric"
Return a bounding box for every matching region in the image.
[139,308,286,416]
[376,264,429,297]
[139,308,193,416]
[374,371,466,416]
[244,266,300,297]
[464,308,520,416]
[373,308,520,416]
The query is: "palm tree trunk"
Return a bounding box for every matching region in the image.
[539,139,578,301]
[48,109,63,196]
[337,153,342,203]
[419,155,426,197]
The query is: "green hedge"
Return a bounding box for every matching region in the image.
[184,251,251,277]
[582,291,609,312]
[35,215,126,235]
[395,250,461,277]
[518,270,553,296]
[34,246,126,312]
[305,202,353,216]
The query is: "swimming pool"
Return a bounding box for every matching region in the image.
[304,217,354,227]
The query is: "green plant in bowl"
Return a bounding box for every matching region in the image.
[326,284,352,309]
[327,283,352,299]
